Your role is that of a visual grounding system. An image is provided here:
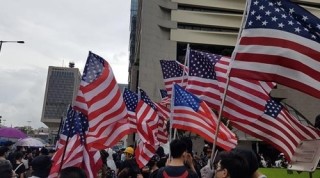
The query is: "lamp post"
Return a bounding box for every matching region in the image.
[27,120,31,135]
[0,40,25,53]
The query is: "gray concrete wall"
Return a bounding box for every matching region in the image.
[138,0,177,101]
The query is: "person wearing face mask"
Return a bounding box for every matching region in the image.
[117,146,142,178]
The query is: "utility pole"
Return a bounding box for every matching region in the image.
[27,121,31,135]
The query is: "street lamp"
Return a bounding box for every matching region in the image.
[27,120,31,135]
[0,40,25,53]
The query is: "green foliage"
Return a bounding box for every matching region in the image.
[260,168,320,178]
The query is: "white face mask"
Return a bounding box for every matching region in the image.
[121,153,126,161]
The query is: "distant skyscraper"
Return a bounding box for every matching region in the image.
[41,66,81,130]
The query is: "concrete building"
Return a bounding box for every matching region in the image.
[119,84,129,93]
[41,64,81,141]
[129,0,320,126]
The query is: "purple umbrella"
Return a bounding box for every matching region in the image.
[0,127,27,139]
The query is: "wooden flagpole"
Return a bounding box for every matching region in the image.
[209,0,250,168]
[55,116,64,146]
[59,107,74,173]
[168,83,175,159]
[173,44,190,139]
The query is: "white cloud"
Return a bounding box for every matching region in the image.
[0,0,130,128]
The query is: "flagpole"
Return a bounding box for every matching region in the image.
[182,43,190,79]
[137,87,141,100]
[210,76,230,167]
[173,44,190,139]
[55,115,64,146]
[229,0,249,64]
[59,108,74,173]
[168,83,175,159]
[137,87,141,148]
[209,0,249,168]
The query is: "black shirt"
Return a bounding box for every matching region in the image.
[157,166,198,178]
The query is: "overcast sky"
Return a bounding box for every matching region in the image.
[0,0,130,128]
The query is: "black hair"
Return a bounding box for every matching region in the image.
[60,166,87,178]
[218,151,250,178]
[146,154,160,168]
[170,139,187,158]
[0,146,8,156]
[156,146,165,157]
[0,160,13,178]
[180,136,193,154]
[40,147,49,155]
[14,151,24,160]
[231,148,259,176]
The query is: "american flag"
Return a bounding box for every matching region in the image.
[159,89,170,106]
[157,115,169,144]
[123,88,138,132]
[152,102,169,144]
[73,51,129,150]
[186,50,222,111]
[230,0,320,99]
[214,54,320,161]
[135,141,158,168]
[49,106,102,178]
[160,60,188,97]
[230,98,310,160]
[172,84,237,151]
[86,119,132,150]
[136,89,159,145]
[154,102,170,119]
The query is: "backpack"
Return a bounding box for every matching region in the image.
[162,169,189,178]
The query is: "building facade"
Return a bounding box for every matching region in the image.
[128,0,320,128]
[41,65,81,141]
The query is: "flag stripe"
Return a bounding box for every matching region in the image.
[230,67,320,98]
[172,84,237,151]
[136,100,159,145]
[135,142,157,168]
[50,106,102,178]
[239,37,320,65]
[73,52,130,151]
[86,121,132,150]
[231,121,294,159]
[230,19,320,99]
[215,53,319,161]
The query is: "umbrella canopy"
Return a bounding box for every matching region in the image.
[0,127,27,139]
[0,138,14,146]
[15,137,44,147]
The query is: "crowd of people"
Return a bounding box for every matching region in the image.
[0,137,268,178]
[99,137,267,178]
[0,141,57,178]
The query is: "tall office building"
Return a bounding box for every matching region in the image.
[41,64,81,141]
[128,0,320,127]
